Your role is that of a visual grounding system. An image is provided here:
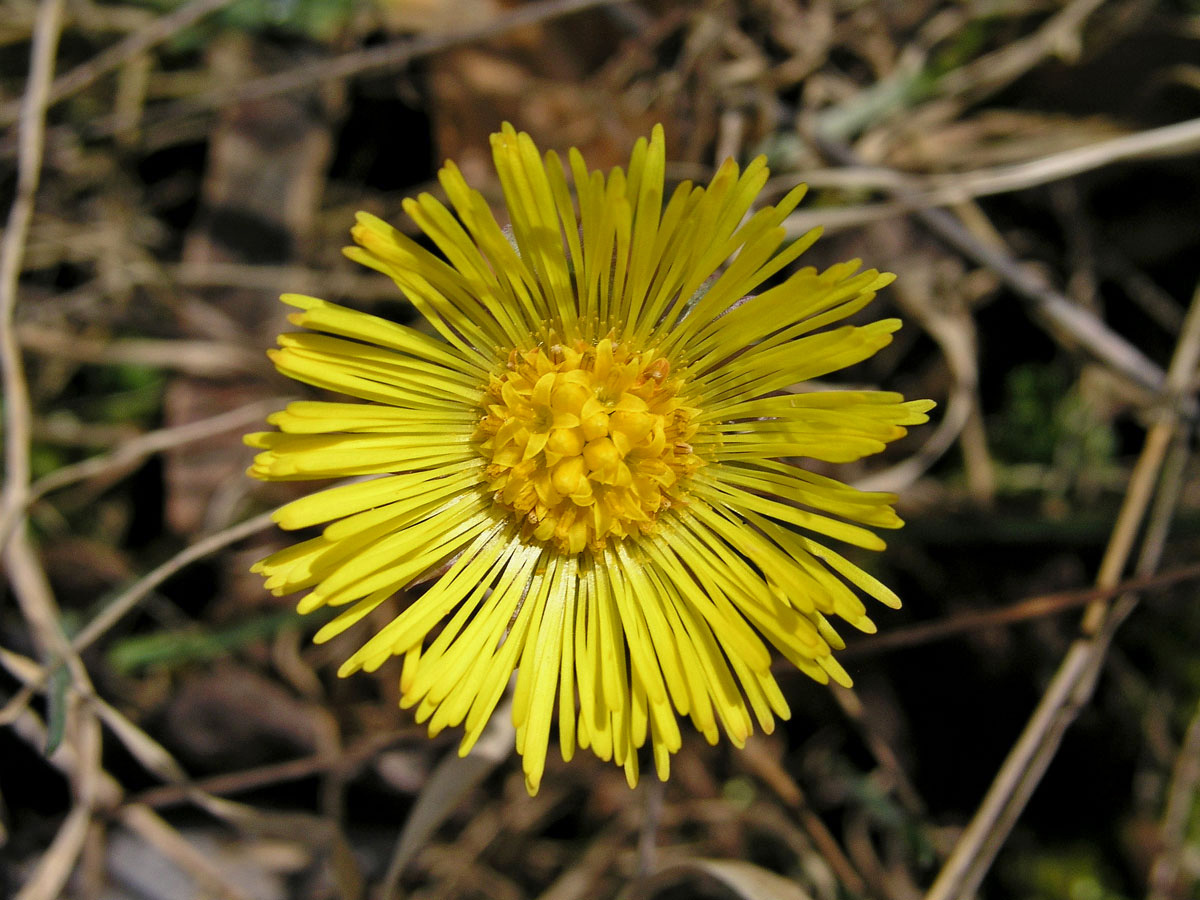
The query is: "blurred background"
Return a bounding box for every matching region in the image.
[3,0,1200,898]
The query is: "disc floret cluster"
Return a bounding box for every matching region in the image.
[478,337,702,554]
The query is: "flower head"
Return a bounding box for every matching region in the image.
[246,124,933,794]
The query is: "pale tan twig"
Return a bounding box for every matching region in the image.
[932,0,1108,107]
[173,261,394,297]
[853,383,970,495]
[15,693,100,900]
[925,283,1200,900]
[831,686,925,816]
[534,820,632,900]
[90,0,631,138]
[130,730,408,809]
[5,695,255,900]
[738,737,869,894]
[810,0,1108,145]
[114,805,256,900]
[376,699,515,900]
[922,118,1200,205]
[811,137,1175,401]
[0,6,160,811]
[1105,254,1186,334]
[1147,696,1200,900]
[0,510,276,726]
[0,0,238,128]
[854,297,980,495]
[0,397,285,552]
[787,117,1200,235]
[0,0,95,698]
[43,401,277,494]
[74,509,278,654]
[17,324,266,375]
[30,675,341,874]
[16,804,91,900]
[963,424,1195,893]
[0,0,63,548]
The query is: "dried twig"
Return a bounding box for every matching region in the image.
[16,805,92,900]
[89,0,631,138]
[0,0,63,552]
[854,293,982,495]
[17,324,266,375]
[932,0,1108,107]
[788,117,1200,235]
[0,511,276,727]
[5,696,256,900]
[841,562,1200,658]
[130,730,408,809]
[114,805,256,900]
[1147,696,1200,900]
[831,686,925,816]
[636,777,666,879]
[811,137,1177,402]
[0,0,99,781]
[75,510,278,654]
[925,283,1200,900]
[376,700,515,900]
[0,397,286,551]
[173,261,394,298]
[0,0,238,128]
[14,696,99,900]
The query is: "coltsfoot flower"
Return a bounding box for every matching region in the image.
[246,125,934,794]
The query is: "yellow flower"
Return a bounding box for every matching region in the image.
[246,124,934,795]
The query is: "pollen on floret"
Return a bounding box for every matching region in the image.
[475,336,704,553]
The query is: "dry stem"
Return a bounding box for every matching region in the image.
[925,284,1200,900]
[0,0,237,128]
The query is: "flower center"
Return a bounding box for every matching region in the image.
[476,337,703,553]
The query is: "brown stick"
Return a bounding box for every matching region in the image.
[87,0,631,139]
[924,283,1200,900]
[842,562,1200,658]
[0,0,238,128]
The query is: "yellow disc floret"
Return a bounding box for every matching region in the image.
[477,337,703,553]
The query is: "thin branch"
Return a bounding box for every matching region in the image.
[73,510,278,655]
[0,0,238,128]
[0,511,277,727]
[811,137,1178,403]
[841,562,1200,659]
[0,397,286,552]
[925,282,1200,900]
[1147,696,1200,900]
[5,696,255,900]
[854,300,980,494]
[15,689,101,900]
[16,806,91,900]
[933,0,1108,107]
[17,324,266,376]
[0,0,63,540]
[129,731,408,809]
[173,261,394,297]
[0,0,95,716]
[114,806,256,900]
[786,117,1200,235]
[636,776,666,879]
[922,117,1200,205]
[36,397,281,498]
[2,18,107,869]
[88,0,631,139]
